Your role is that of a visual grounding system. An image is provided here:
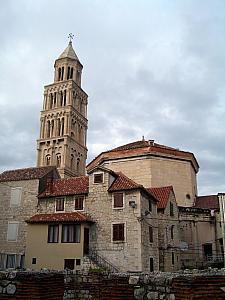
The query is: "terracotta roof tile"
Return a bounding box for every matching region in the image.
[147,186,173,209]
[0,166,56,182]
[39,176,89,198]
[194,195,219,210]
[87,140,199,172]
[109,172,158,201]
[27,212,94,223]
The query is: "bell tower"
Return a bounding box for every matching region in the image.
[37,37,88,178]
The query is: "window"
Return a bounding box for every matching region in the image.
[62,224,80,243]
[7,222,19,241]
[46,155,51,166]
[150,257,154,272]
[55,198,64,212]
[113,192,124,208]
[75,196,84,210]
[94,173,103,184]
[76,259,81,266]
[10,187,22,207]
[170,202,174,216]
[0,254,6,269]
[32,258,37,265]
[64,259,75,270]
[172,252,175,265]
[112,223,125,242]
[6,254,16,269]
[56,154,61,167]
[149,226,153,243]
[171,225,174,240]
[48,224,59,243]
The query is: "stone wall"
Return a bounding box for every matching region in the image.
[2,269,225,300]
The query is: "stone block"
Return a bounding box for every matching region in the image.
[129,276,140,285]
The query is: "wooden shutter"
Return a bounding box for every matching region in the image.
[113,223,124,241]
[113,192,123,208]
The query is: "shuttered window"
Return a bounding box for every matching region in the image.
[113,192,124,208]
[10,187,22,207]
[112,223,125,241]
[94,173,103,183]
[7,222,19,241]
[55,198,64,211]
[75,196,84,210]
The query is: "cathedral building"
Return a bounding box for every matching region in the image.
[36,40,88,178]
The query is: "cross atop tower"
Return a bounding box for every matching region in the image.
[68,33,74,42]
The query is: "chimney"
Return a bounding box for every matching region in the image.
[45,176,53,194]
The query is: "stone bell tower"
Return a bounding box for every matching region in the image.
[37,38,88,178]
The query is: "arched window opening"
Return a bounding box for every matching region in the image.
[71,154,74,169]
[67,67,70,80]
[49,93,53,109]
[57,119,61,136]
[51,120,54,137]
[61,118,64,135]
[47,120,51,138]
[70,67,73,79]
[76,158,80,172]
[58,68,61,81]
[60,91,63,106]
[56,154,61,168]
[61,67,64,80]
[63,90,67,106]
[53,92,57,107]
[46,155,51,166]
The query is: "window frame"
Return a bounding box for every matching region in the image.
[74,196,84,211]
[112,192,124,209]
[93,172,104,184]
[7,222,19,242]
[55,197,65,212]
[61,224,81,243]
[10,187,22,207]
[47,224,59,243]
[112,222,125,242]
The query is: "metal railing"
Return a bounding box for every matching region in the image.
[88,249,119,273]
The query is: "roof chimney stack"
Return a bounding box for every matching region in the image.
[148,139,154,146]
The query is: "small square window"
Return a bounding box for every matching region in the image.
[76,259,81,266]
[112,223,125,242]
[113,192,124,208]
[55,198,64,212]
[32,258,37,265]
[75,196,84,210]
[64,259,75,270]
[94,173,103,184]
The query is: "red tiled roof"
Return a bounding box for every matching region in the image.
[39,176,89,198]
[0,166,56,182]
[147,186,173,209]
[27,212,94,223]
[87,140,199,172]
[109,172,158,201]
[108,172,142,191]
[194,195,219,210]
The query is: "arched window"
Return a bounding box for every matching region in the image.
[71,154,74,169]
[49,93,53,109]
[61,67,64,80]
[56,154,61,168]
[77,158,80,172]
[76,70,80,83]
[46,155,51,166]
[67,66,70,80]
[70,67,73,79]
[57,119,61,136]
[58,68,61,81]
[51,120,54,137]
[63,90,67,106]
[53,92,57,107]
[61,118,64,135]
[60,91,63,106]
[47,120,51,138]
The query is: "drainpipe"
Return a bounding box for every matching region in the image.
[218,193,225,267]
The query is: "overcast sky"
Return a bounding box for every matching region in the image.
[0,0,225,195]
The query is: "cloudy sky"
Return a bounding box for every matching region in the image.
[0,0,224,195]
